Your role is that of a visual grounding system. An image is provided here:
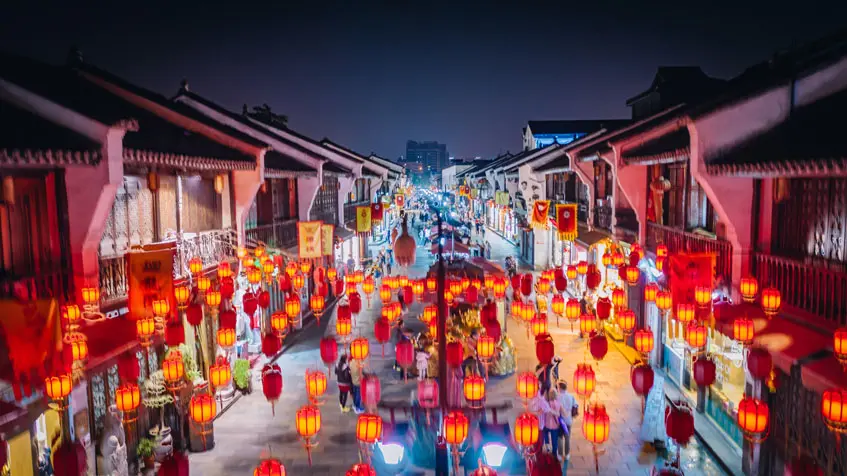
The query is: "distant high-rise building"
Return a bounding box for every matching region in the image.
[404,140,449,174]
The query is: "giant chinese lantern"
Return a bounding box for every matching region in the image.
[655,291,672,313]
[611,289,626,309]
[52,440,87,476]
[422,305,437,324]
[675,303,695,323]
[136,317,156,345]
[350,337,370,361]
[554,274,567,293]
[514,412,540,447]
[643,283,658,302]
[694,286,712,308]
[412,279,425,300]
[115,383,141,420]
[601,251,612,268]
[319,337,338,373]
[596,297,612,320]
[747,347,773,381]
[217,328,236,348]
[262,333,282,358]
[310,294,325,320]
[361,375,381,410]
[586,266,601,290]
[493,277,507,300]
[665,401,694,446]
[821,388,847,435]
[209,357,232,389]
[565,298,580,323]
[630,363,654,397]
[291,272,305,291]
[634,328,654,355]
[579,314,596,334]
[189,393,217,426]
[396,340,415,379]
[693,356,716,387]
[625,266,640,286]
[551,294,565,317]
[327,267,337,281]
[573,363,596,399]
[278,272,291,293]
[446,341,464,368]
[270,311,288,334]
[737,397,769,439]
[566,265,578,280]
[443,411,469,445]
[535,336,554,365]
[426,275,437,292]
[379,285,391,304]
[162,355,185,389]
[349,292,362,315]
[583,403,610,445]
[589,334,608,361]
[577,261,588,275]
[305,370,328,403]
[374,318,391,357]
[285,295,301,319]
[295,405,321,465]
[740,276,758,303]
[530,314,548,337]
[520,274,533,297]
[448,279,462,296]
[356,413,383,444]
[733,317,755,345]
[685,324,707,349]
[835,327,847,368]
[761,287,781,317]
[463,374,485,407]
[537,278,551,295]
[262,364,283,415]
[465,284,478,304]
[477,335,496,363]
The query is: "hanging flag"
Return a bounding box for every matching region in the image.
[298,221,323,259]
[395,193,405,209]
[128,247,175,321]
[0,297,60,398]
[530,200,551,229]
[556,203,578,241]
[321,224,335,256]
[371,202,383,223]
[356,206,372,233]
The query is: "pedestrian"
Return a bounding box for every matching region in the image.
[347,254,356,273]
[350,357,363,413]
[543,389,564,458]
[335,355,353,413]
[397,289,406,311]
[557,381,578,460]
[386,261,392,275]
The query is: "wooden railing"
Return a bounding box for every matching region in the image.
[99,229,237,305]
[646,222,733,280]
[245,219,297,250]
[752,253,847,327]
[0,269,71,302]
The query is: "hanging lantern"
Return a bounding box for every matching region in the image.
[537,278,551,295]
[443,411,469,445]
[530,314,548,337]
[350,337,370,361]
[477,335,496,361]
[326,267,338,281]
[115,382,141,416]
[589,334,608,361]
[470,466,498,476]
[396,340,415,375]
[162,354,185,387]
[356,413,383,444]
[152,299,170,317]
[447,341,464,368]
[241,256,255,269]
[209,357,232,388]
[197,276,212,293]
[601,251,612,268]
[821,388,847,435]
[285,295,301,318]
[573,363,596,398]
[685,323,707,349]
[551,294,565,316]
[374,318,391,356]
[733,317,755,345]
[186,303,204,327]
[555,274,567,293]
[612,250,625,268]
[63,304,82,327]
[295,405,321,465]
[190,393,217,424]
[566,265,578,280]
[656,244,668,258]
[514,412,540,447]
[596,297,612,320]
[320,337,338,372]
[426,275,437,292]
[579,314,596,334]
[346,463,376,476]
[675,303,695,323]
[254,458,286,476]
[577,261,588,275]
[835,327,847,368]
[694,286,712,308]
[516,372,538,401]
[422,305,437,324]
[285,261,297,277]
[634,328,654,355]
[643,283,658,302]
[693,356,717,387]
[463,375,485,406]
[564,298,579,323]
[361,375,381,410]
[291,272,305,290]
[493,277,507,300]
[747,347,773,381]
[445,291,455,306]
[270,311,288,334]
[189,256,204,275]
[310,294,326,317]
[510,300,521,319]
[379,285,391,304]
[617,309,636,334]
[45,374,73,403]
[655,291,672,313]
[625,266,640,286]
[262,364,283,415]
[520,274,533,297]
[412,279,425,299]
[174,285,190,309]
[136,317,156,344]
[204,290,221,309]
[299,260,310,274]
[484,274,495,290]
[349,292,362,314]
[761,287,781,317]
[465,284,478,304]
[217,328,236,348]
[362,276,375,297]
[459,276,469,291]
[611,289,626,309]
[305,369,328,402]
[583,402,610,445]
[586,267,601,290]
[262,333,282,358]
[536,336,554,365]
[336,316,352,337]
[737,397,769,440]
[630,363,654,397]
[665,401,695,446]
[449,279,462,296]
[740,276,758,303]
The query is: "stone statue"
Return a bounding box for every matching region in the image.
[96,406,127,476]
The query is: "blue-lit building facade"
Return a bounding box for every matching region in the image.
[522,119,629,150]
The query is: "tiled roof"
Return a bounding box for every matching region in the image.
[264,149,317,176]
[0,100,102,166]
[527,119,629,135]
[706,88,847,176]
[621,128,690,164]
[321,139,384,176]
[323,161,352,175]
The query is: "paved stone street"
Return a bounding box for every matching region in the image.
[189,220,727,475]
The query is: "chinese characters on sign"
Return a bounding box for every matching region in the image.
[321,224,335,256]
[356,206,372,233]
[298,221,323,259]
[128,248,175,321]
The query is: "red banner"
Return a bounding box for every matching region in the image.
[0,297,61,397]
[555,203,577,241]
[668,252,715,306]
[128,247,175,321]
[371,202,383,223]
[395,194,405,209]
[530,200,550,229]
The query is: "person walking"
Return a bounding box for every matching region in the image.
[543,389,564,459]
[557,381,578,460]
[350,357,364,413]
[335,355,353,413]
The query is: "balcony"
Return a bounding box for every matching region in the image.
[99,229,237,306]
[752,253,847,327]
[245,219,298,250]
[646,222,733,280]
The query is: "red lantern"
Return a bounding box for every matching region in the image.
[564,298,580,323]
[694,286,711,308]
[634,328,654,355]
[374,318,391,356]
[733,317,755,345]
[656,244,668,258]
[737,397,769,437]
[693,356,716,387]
[446,342,463,368]
[52,440,87,476]
[262,333,282,358]
[396,340,414,371]
[625,266,640,286]
[821,388,847,434]
[761,287,781,317]
[426,275,437,292]
[573,363,596,398]
[520,274,533,297]
[443,411,469,445]
[596,297,612,320]
[186,302,203,326]
[537,278,551,295]
[740,276,758,303]
[551,294,565,316]
[684,324,707,349]
[644,283,658,302]
[835,327,847,367]
[589,334,608,361]
[346,463,376,476]
[465,285,478,304]
[262,364,283,415]
[349,292,362,314]
[258,290,271,309]
[514,412,540,447]
[402,285,414,305]
[535,336,554,365]
[586,267,601,290]
[611,289,626,309]
[655,291,672,313]
[219,309,236,330]
[516,372,539,401]
[747,347,773,381]
[675,303,695,323]
[617,309,636,334]
[356,413,383,444]
[361,375,381,410]
[566,265,577,280]
[493,277,507,299]
[350,337,370,361]
[579,313,596,334]
[530,314,548,337]
[253,458,285,476]
[463,374,486,405]
[577,261,588,275]
[158,451,190,476]
[510,273,521,292]
[582,403,610,445]
[665,401,695,446]
[422,305,437,324]
[630,362,654,396]
[320,337,338,368]
[418,379,439,409]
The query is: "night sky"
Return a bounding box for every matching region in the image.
[2,1,845,160]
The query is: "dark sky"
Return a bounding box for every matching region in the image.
[2,1,845,160]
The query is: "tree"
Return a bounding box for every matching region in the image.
[142,370,174,435]
[244,103,288,129]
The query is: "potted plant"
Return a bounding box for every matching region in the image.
[233,359,252,395]
[137,437,157,469]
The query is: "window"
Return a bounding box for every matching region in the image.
[179,176,222,233]
[99,175,155,257]
[311,174,339,225]
[346,178,368,204]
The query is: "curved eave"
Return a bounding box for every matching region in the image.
[265,169,318,179]
[706,158,847,177]
[623,147,690,166]
[0,148,102,167]
[124,148,255,171]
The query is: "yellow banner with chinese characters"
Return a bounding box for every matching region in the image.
[356,206,372,233]
[495,191,509,206]
[128,247,175,321]
[298,221,323,259]
[321,224,335,256]
[530,200,551,229]
[556,203,578,241]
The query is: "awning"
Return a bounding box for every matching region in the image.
[469,257,506,276]
[337,227,355,242]
[706,88,847,177]
[534,155,570,173]
[431,240,469,255]
[575,225,610,248]
[622,128,690,165]
[265,150,318,177]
